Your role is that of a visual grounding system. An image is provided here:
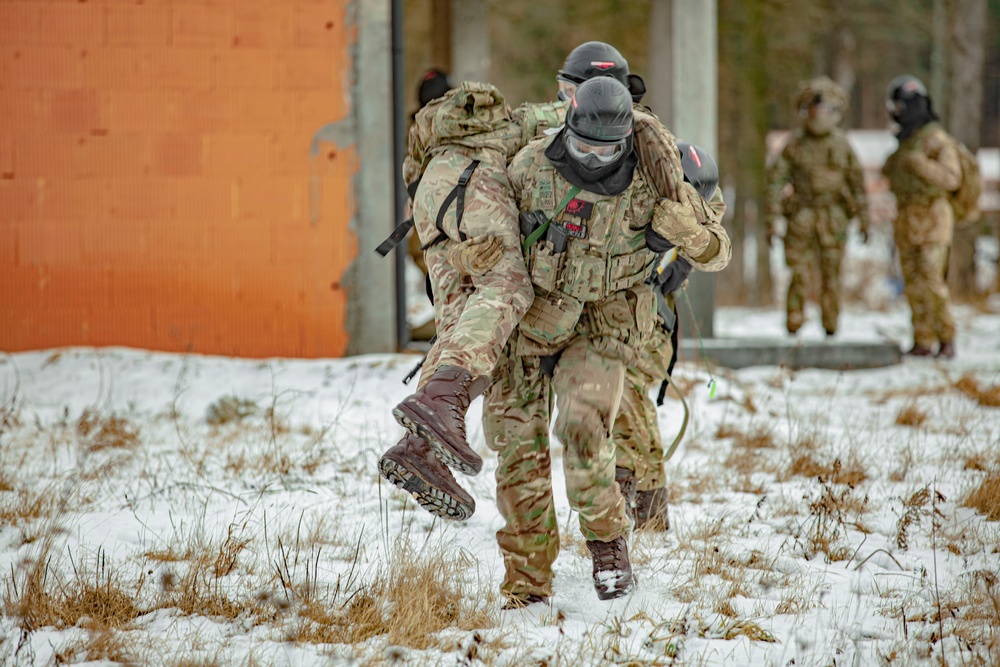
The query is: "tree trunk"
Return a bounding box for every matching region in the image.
[947,0,988,297]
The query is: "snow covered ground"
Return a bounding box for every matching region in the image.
[1,300,999,666]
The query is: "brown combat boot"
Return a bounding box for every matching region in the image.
[936,341,955,359]
[378,433,476,521]
[393,365,487,475]
[634,487,670,531]
[586,536,635,601]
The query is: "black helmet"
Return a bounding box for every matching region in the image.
[885,75,930,119]
[566,77,633,144]
[676,142,719,201]
[418,68,453,107]
[558,41,630,88]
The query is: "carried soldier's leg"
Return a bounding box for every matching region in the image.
[552,337,634,600]
[395,163,532,476]
[484,350,559,607]
[379,251,477,519]
[920,244,956,357]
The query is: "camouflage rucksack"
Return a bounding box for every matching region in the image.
[377,82,520,256]
[949,140,982,224]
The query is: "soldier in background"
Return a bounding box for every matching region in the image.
[766,76,870,337]
[882,75,961,358]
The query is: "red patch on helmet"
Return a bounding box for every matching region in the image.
[689,147,702,168]
[902,81,921,92]
[590,61,617,70]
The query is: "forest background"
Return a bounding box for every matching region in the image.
[402,0,1000,306]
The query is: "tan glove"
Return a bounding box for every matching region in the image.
[446,235,504,276]
[650,183,712,257]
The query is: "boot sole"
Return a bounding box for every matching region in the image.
[393,403,483,476]
[378,456,475,521]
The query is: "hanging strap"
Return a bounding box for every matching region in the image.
[522,185,582,254]
[374,178,423,257]
[421,159,481,250]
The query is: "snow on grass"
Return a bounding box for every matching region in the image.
[1,304,999,666]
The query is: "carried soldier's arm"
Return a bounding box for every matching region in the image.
[906,128,962,192]
[633,108,731,272]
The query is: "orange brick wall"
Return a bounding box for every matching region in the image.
[0,0,357,358]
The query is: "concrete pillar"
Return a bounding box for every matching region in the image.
[450,0,490,83]
[344,0,397,355]
[669,0,719,338]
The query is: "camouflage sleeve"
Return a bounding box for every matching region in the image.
[844,142,870,231]
[402,123,425,189]
[507,143,535,206]
[632,107,682,202]
[764,146,791,230]
[679,186,731,272]
[909,127,962,192]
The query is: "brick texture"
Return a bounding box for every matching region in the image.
[0,0,354,358]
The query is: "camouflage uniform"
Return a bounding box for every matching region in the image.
[511,100,731,499]
[485,102,729,600]
[766,77,869,335]
[882,121,961,350]
[402,83,534,387]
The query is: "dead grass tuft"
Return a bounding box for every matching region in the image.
[5,549,144,632]
[799,477,869,561]
[785,455,869,486]
[895,403,927,428]
[964,470,1000,521]
[0,483,59,534]
[954,373,1000,408]
[77,410,140,452]
[895,485,945,550]
[205,395,259,426]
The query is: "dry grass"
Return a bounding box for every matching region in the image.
[784,455,869,486]
[895,485,945,551]
[964,470,1000,521]
[954,373,1000,408]
[797,477,870,561]
[4,548,144,633]
[895,403,928,428]
[205,395,259,426]
[77,410,140,452]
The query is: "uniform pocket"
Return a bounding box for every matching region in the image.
[519,290,583,346]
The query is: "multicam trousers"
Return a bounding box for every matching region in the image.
[613,325,674,491]
[483,334,632,601]
[784,206,849,334]
[898,242,955,348]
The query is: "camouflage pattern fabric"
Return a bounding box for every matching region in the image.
[483,130,673,599]
[766,126,868,334]
[485,332,631,601]
[613,325,673,491]
[883,122,962,348]
[406,83,533,385]
[897,243,955,348]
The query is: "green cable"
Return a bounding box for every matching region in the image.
[680,286,717,399]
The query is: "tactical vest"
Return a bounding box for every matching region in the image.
[784,129,852,210]
[514,139,658,348]
[883,123,949,208]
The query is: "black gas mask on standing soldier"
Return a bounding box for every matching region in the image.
[885,75,937,141]
[545,77,638,196]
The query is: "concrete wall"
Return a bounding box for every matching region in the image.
[0,0,362,358]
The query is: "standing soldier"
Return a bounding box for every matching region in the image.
[766,76,870,337]
[514,41,730,533]
[881,75,961,358]
[485,78,728,607]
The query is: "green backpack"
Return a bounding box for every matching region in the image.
[950,140,983,224]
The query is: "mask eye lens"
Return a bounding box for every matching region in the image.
[886,99,904,114]
[566,133,624,164]
[558,81,578,101]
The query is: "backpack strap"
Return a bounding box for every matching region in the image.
[374,177,424,257]
[421,159,481,250]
